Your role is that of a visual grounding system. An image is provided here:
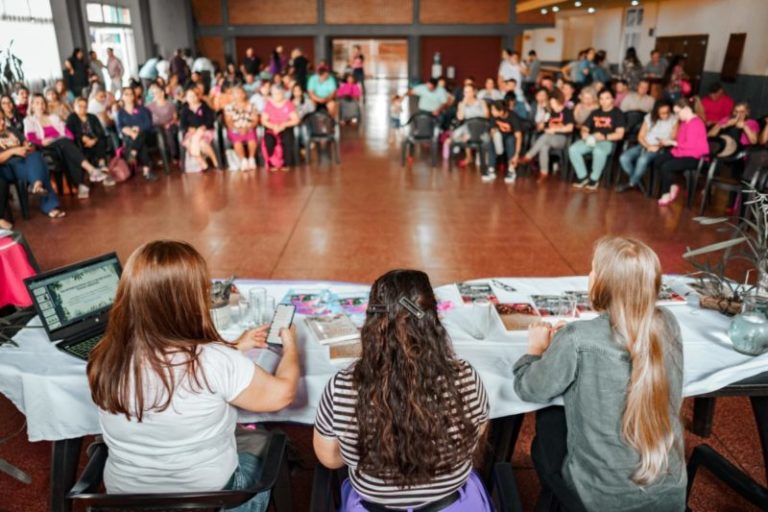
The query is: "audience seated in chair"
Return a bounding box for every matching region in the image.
[617,100,676,193]
[520,91,574,181]
[146,83,180,165]
[66,97,110,173]
[45,87,72,120]
[514,237,686,512]
[569,89,626,190]
[0,115,65,219]
[408,78,450,119]
[307,65,338,118]
[224,85,259,171]
[337,74,362,101]
[261,85,299,171]
[115,87,157,181]
[485,100,521,183]
[700,82,734,127]
[450,84,489,168]
[573,86,598,127]
[24,93,111,199]
[707,101,760,149]
[1,94,24,133]
[620,78,654,113]
[180,87,219,171]
[313,270,492,511]
[13,86,29,118]
[653,98,709,206]
[86,240,299,512]
[477,77,503,103]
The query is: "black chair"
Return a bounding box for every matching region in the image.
[698,146,768,215]
[401,112,440,167]
[686,444,768,511]
[622,110,647,151]
[178,121,226,172]
[549,131,575,180]
[304,111,341,165]
[1,169,30,220]
[310,462,522,512]
[648,138,724,209]
[339,97,363,128]
[68,432,292,511]
[448,118,492,171]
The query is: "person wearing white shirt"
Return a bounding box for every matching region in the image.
[497,49,527,101]
[87,240,300,512]
[106,48,124,96]
[156,57,170,82]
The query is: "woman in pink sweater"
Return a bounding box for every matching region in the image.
[654,98,709,206]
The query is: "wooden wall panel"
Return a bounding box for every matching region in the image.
[228,0,317,24]
[516,10,555,25]
[421,36,502,84]
[196,37,226,68]
[235,37,316,69]
[420,0,508,24]
[325,0,413,24]
[191,0,221,26]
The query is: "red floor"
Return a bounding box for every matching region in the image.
[0,83,764,510]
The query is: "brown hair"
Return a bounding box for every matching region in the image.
[589,237,675,485]
[87,240,225,421]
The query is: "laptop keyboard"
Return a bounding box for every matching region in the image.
[63,334,102,360]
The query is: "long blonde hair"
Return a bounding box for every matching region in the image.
[589,237,673,486]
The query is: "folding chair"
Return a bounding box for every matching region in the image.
[448,118,492,171]
[401,112,440,167]
[304,111,341,165]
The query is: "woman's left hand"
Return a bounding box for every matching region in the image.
[527,321,554,356]
[235,325,270,352]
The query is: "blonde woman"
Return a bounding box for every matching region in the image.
[513,237,685,511]
[573,86,598,126]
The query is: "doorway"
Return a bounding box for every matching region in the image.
[331,38,408,79]
[654,34,709,94]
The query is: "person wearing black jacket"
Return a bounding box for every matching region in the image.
[66,97,109,171]
[179,88,218,170]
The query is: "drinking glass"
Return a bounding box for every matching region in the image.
[728,294,768,355]
[262,297,277,324]
[241,288,267,328]
[472,299,494,340]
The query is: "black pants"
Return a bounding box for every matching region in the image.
[744,148,768,183]
[82,137,108,166]
[654,151,700,194]
[49,138,86,186]
[124,131,151,167]
[0,176,9,221]
[157,125,180,160]
[531,407,588,512]
[263,129,295,167]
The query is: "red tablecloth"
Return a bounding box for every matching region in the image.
[0,235,36,308]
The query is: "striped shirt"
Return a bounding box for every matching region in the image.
[315,359,489,509]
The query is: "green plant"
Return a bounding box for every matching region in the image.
[683,186,768,305]
[0,41,24,96]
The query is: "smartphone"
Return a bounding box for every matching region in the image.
[266,304,296,347]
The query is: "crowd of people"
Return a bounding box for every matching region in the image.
[404,47,767,206]
[87,236,687,512]
[0,44,369,228]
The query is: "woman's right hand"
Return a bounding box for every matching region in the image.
[279,325,297,351]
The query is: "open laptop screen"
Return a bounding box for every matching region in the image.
[26,254,121,335]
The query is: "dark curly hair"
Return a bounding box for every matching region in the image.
[352,269,477,487]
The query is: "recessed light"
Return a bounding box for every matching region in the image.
[587,6,596,13]
[541,8,548,14]
[575,1,582,6]
[552,5,560,12]
[631,0,639,5]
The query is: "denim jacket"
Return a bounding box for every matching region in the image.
[514,309,686,512]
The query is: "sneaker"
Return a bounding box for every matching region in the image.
[504,170,517,183]
[240,159,249,171]
[89,169,106,183]
[143,171,158,182]
[103,176,116,187]
[247,157,257,170]
[572,178,590,189]
[585,180,599,191]
[481,168,495,182]
[77,184,90,199]
[615,183,635,193]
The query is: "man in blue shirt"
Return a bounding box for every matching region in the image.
[409,79,450,116]
[307,64,338,117]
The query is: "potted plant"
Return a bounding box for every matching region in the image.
[683,185,768,315]
[0,41,24,96]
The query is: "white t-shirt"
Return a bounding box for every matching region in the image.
[643,114,677,146]
[99,343,255,493]
[498,60,525,100]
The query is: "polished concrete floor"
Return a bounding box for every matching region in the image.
[0,80,764,511]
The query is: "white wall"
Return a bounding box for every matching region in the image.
[653,0,768,75]
[148,0,194,59]
[590,7,623,64]
[558,14,593,61]
[522,28,564,63]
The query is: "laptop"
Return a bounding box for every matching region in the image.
[24,253,122,361]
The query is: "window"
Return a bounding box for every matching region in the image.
[0,0,60,83]
[622,7,644,59]
[86,3,131,25]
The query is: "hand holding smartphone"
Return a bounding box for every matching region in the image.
[266,304,296,347]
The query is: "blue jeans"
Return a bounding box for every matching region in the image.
[568,139,614,181]
[223,452,271,512]
[0,152,60,214]
[487,134,517,168]
[619,145,658,186]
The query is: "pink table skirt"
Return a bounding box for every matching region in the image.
[0,235,36,308]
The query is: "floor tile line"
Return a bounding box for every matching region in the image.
[268,186,318,279]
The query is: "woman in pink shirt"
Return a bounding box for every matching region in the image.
[654,97,708,206]
[23,94,111,199]
[260,85,299,171]
[707,102,760,148]
[337,74,362,101]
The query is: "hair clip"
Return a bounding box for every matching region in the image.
[398,297,425,319]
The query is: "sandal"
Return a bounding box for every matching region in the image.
[28,181,47,196]
[48,209,66,219]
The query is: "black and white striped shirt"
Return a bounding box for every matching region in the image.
[314,359,489,509]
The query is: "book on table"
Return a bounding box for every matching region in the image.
[305,313,361,345]
[457,282,499,304]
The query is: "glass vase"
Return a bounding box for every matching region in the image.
[728,294,768,356]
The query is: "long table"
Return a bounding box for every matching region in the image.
[1,277,767,511]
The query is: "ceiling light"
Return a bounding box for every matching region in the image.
[541,8,548,14]
[552,5,560,12]
[587,6,596,13]
[631,0,639,5]
[575,1,582,6]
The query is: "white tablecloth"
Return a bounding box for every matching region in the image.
[1,277,767,442]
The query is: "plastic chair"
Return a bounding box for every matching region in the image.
[339,97,363,127]
[68,432,292,511]
[178,121,225,172]
[304,111,341,165]
[310,462,522,512]
[448,118,492,171]
[686,444,768,510]
[2,171,30,220]
[698,146,767,215]
[622,110,647,151]
[401,112,440,167]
